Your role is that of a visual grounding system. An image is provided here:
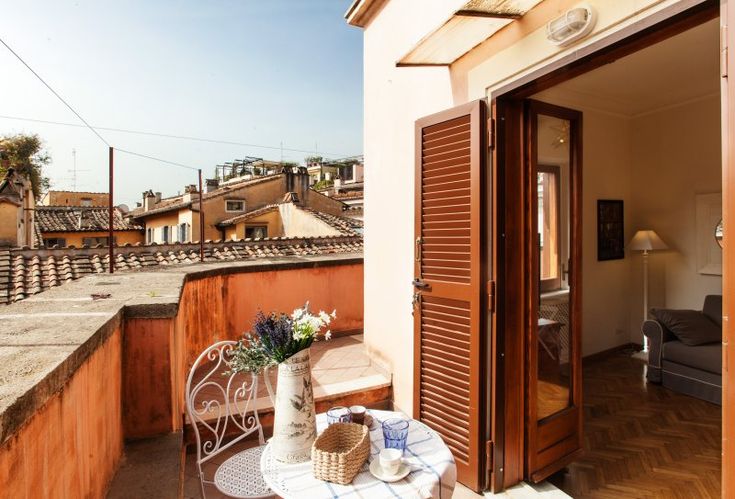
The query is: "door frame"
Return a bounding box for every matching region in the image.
[488,0,722,491]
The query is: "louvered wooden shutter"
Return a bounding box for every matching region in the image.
[414,100,488,492]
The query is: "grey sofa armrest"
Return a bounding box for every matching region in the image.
[642,319,674,383]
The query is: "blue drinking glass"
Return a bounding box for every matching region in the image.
[382,418,409,452]
[326,406,352,425]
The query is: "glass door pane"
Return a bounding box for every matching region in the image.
[536,115,571,421]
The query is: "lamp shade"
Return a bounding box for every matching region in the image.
[629,230,669,251]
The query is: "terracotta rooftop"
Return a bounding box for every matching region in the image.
[0,235,363,305]
[216,204,281,227]
[302,208,364,235]
[332,191,364,201]
[35,206,143,235]
[130,174,284,219]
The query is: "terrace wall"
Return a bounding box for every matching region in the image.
[0,255,362,495]
[0,325,123,498]
[124,261,363,438]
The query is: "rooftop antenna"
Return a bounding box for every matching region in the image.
[67,148,89,191]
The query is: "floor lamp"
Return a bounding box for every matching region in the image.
[629,230,669,351]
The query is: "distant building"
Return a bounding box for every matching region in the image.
[216,194,363,240]
[0,167,35,248]
[40,190,109,207]
[35,205,144,248]
[131,167,348,244]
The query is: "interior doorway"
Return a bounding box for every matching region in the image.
[520,9,723,497]
[490,1,725,495]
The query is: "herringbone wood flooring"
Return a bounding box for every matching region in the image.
[549,353,721,498]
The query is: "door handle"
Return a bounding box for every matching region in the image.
[412,278,430,290]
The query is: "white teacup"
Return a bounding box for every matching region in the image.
[379,448,403,476]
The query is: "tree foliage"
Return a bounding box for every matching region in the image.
[0,134,51,198]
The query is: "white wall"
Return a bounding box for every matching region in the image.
[628,94,722,337]
[362,0,460,414]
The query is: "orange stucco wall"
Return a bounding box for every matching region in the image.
[181,263,364,367]
[122,261,363,438]
[42,230,144,247]
[0,326,123,498]
[42,191,109,207]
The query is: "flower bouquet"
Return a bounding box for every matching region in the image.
[229,303,336,463]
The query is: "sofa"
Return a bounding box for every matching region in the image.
[643,295,722,405]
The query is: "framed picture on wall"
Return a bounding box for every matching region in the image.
[597,200,624,261]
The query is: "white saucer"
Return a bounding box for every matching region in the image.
[369,459,411,482]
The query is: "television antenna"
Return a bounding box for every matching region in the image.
[68,148,90,190]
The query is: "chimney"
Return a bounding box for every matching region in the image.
[182,184,199,203]
[142,190,157,211]
[155,192,162,203]
[205,178,219,193]
[297,166,309,202]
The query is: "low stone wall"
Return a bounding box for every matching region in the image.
[0,254,363,495]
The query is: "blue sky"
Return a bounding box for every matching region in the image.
[0,1,362,206]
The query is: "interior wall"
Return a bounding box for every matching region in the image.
[534,93,634,356]
[628,94,723,339]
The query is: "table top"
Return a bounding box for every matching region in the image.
[260,409,457,499]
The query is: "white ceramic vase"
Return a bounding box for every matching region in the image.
[264,348,317,463]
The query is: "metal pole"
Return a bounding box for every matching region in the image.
[108,146,114,274]
[198,169,204,262]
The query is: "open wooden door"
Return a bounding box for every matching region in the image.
[413,100,491,492]
[524,100,583,482]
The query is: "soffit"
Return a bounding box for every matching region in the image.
[397,0,544,66]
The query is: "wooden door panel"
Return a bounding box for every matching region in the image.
[414,100,489,492]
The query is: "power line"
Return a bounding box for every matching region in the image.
[0,37,111,147]
[0,113,355,158]
[115,148,200,171]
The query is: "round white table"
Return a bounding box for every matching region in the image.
[260,409,457,499]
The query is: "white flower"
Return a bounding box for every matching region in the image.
[319,311,331,324]
[292,308,304,319]
[331,309,337,319]
[325,330,332,340]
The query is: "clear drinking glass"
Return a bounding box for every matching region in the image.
[326,406,352,425]
[382,418,409,452]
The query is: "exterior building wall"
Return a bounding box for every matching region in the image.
[142,211,187,244]
[41,191,109,207]
[229,210,284,240]
[360,0,699,413]
[279,204,342,237]
[0,203,19,247]
[41,230,144,248]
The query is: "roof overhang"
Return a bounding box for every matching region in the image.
[397,0,545,66]
[344,0,390,28]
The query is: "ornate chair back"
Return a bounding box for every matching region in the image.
[185,340,265,481]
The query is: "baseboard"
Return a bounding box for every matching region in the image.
[583,342,640,365]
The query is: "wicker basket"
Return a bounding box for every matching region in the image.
[311,422,370,484]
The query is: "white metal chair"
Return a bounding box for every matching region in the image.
[185,340,273,498]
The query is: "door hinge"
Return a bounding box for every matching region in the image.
[488,118,496,150]
[722,24,728,78]
[487,280,496,312]
[485,440,494,478]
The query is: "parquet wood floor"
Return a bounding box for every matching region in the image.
[549,353,721,498]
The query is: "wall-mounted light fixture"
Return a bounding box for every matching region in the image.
[546,4,596,47]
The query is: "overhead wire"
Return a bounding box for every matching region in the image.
[0,37,360,176]
[0,36,111,147]
[115,148,200,171]
[0,114,355,159]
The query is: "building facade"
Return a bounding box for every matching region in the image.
[348,0,735,494]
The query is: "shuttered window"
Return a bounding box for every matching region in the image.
[414,100,488,492]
